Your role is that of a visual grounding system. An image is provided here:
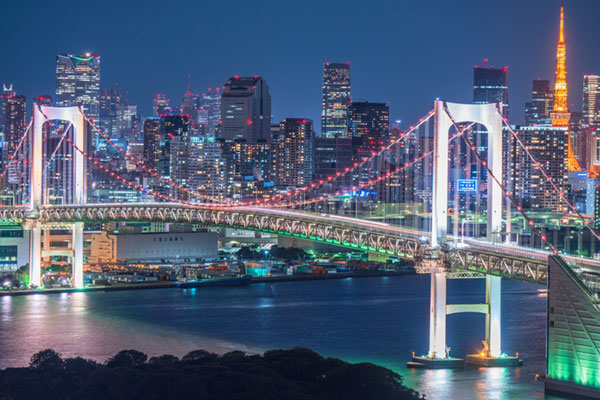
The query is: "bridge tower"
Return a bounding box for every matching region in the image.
[29,105,86,288]
[409,101,519,368]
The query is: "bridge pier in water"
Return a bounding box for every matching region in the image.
[408,258,521,369]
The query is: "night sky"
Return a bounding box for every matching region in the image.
[2,0,600,130]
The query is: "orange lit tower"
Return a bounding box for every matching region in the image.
[551,6,581,171]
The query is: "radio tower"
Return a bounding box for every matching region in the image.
[551,5,581,171]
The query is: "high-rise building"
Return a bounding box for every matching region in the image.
[198,88,221,136]
[189,136,225,200]
[525,79,553,125]
[512,125,568,212]
[115,104,138,141]
[181,78,199,126]
[55,53,100,117]
[153,94,171,116]
[321,62,351,138]
[473,60,508,117]
[98,87,122,146]
[314,137,352,190]
[220,76,271,142]
[583,75,600,129]
[348,101,390,150]
[158,115,189,182]
[0,84,16,155]
[142,117,161,171]
[273,118,314,187]
[2,95,27,204]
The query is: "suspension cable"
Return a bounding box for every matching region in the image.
[0,118,33,181]
[81,109,435,207]
[443,103,559,254]
[500,115,600,241]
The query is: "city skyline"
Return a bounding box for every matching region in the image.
[2,0,600,128]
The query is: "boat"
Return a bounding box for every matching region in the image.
[176,276,252,288]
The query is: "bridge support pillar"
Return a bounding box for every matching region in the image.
[407,259,465,369]
[486,275,501,357]
[29,221,42,288]
[72,222,84,288]
[429,262,447,359]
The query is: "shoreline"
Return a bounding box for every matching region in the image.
[0,270,410,297]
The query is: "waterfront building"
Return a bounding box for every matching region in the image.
[321,62,351,138]
[220,76,271,142]
[525,79,553,125]
[273,118,314,188]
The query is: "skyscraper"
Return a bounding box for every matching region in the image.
[348,101,390,150]
[524,79,553,125]
[321,62,351,138]
[583,75,600,130]
[473,60,508,117]
[181,78,199,126]
[273,119,314,187]
[98,87,122,144]
[2,95,27,204]
[142,117,161,171]
[512,125,568,212]
[198,88,221,136]
[55,53,101,117]
[219,76,271,142]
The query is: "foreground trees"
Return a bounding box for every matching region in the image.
[0,347,423,400]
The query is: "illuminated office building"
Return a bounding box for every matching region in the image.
[142,117,161,172]
[512,125,568,212]
[321,62,351,138]
[525,80,553,125]
[273,118,314,188]
[198,88,221,136]
[2,95,27,204]
[220,76,271,142]
[55,53,100,117]
[473,60,508,117]
[348,101,389,150]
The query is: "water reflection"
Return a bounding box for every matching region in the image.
[0,277,560,399]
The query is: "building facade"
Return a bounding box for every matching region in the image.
[321,62,351,138]
[219,76,271,142]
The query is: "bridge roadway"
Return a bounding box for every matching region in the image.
[2,203,600,285]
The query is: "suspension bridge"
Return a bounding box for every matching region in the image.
[2,101,600,397]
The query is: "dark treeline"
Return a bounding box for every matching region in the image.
[0,347,424,400]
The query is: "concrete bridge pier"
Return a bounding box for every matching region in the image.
[72,222,84,288]
[408,258,522,369]
[28,221,42,288]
